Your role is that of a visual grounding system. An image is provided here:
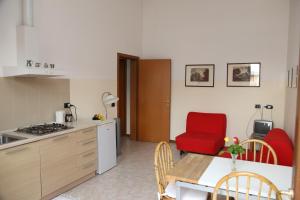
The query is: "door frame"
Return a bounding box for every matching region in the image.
[293,50,300,199]
[117,53,139,140]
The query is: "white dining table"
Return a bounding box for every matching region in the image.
[173,156,293,200]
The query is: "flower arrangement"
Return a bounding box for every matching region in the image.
[224,136,245,155]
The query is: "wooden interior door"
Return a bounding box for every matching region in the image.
[138,59,171,142]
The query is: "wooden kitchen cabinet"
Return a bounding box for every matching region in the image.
[74,127,97,179]
[40,133,78,197]
[40,127,97,199]
[0,143,41,200]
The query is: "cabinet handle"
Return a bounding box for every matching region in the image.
[6,146,29,155]
[82,161,95,169]
[82,151,96,158]
[82,128,94,133]
[82,139,96,146]
[53,135,69,142]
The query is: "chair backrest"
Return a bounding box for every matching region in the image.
[264,128,293,166]
[186,112,227,138]
[154,141,174,195]
[239,139,278,165]
[212,171,282,200]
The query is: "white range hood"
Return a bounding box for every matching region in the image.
[2,66,64,78]
[1,0,64,78]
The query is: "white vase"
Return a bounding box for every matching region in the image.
[231,154,238,171]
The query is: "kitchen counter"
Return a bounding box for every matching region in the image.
[0,120,107,151]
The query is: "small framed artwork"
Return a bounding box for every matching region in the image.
[227,63,261,87]
[185,64,215,87]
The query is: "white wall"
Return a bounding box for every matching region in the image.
[35,0,142,118]
[284,0,300,141]
[0,0,142,119]
[0,0,19,70]
[142,0,290,140]
[0,0,293,141]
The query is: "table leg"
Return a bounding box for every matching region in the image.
[176,181,181,200]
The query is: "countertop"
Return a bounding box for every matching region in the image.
[0,119,114,151]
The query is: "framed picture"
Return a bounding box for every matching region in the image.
[185,64,215,87]
[227,63,261,87]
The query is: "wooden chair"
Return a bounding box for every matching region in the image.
[239,139,278,165]
[154,141,174,198]
[212,171,282,200]
[154,142,208,200]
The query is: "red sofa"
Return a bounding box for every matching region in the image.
[219,128,293,166]
[264,128,293,166]
[176,112,227,155]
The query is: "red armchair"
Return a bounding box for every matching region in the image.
[264,128,293,166]
[175,112,227,155]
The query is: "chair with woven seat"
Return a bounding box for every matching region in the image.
[219,139,278,165]
[212,171,282,200]
[154,141,208,200]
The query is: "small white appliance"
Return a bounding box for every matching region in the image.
[96,120,117,174]
[55,110,65,123]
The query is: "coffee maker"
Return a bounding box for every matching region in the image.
[64,103,77,122]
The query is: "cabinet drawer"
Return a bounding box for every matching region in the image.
[78,149,97,166]
[76,127,97,142]
[78,138,97,153]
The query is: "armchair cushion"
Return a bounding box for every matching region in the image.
[176,112,227,155]
[176,133,224,155]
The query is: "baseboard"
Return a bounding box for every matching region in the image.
[169,139,175,143]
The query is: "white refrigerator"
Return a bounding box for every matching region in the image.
[96,120,117,174]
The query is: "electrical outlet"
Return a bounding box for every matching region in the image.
[265,105,274,109]
[64,102,71,108]
[255,104,261,109]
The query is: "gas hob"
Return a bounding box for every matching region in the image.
[16,123,73,136]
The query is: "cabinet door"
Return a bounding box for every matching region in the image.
[40,134,77,196]
[0,143,41,200]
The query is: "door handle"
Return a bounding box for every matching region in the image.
[82,151,96,158]
[81,139,96,146]
[82,128,95,133]
[53,135,69,142]
[6,146,29,155]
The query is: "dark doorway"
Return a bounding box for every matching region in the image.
[117,53,139,140]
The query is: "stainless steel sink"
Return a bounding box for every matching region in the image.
[0,134,26,145]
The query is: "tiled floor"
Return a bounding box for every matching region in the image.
[56,137,179,200]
